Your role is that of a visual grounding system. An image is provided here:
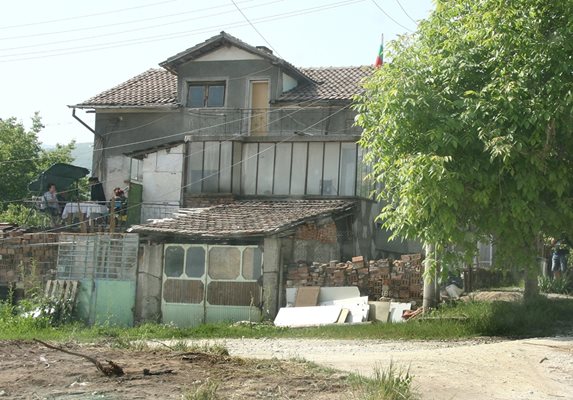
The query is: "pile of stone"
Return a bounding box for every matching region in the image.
[285,254,424,302]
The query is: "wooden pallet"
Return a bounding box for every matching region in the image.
[44,280,79,314]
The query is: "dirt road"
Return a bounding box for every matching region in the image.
[187,336,573,400]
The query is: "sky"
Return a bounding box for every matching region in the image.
[1,0,434,146]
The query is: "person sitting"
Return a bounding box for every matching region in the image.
[88,177,106,204]
[42,183,61,226]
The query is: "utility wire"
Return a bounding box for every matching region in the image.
[369,0,414,32]
[0,104,353,238]
[0,0,260,41]
[0,0,176,30]
[0,0,282,51]
[0,0,364,62]
[231,0,282,58]
[394,0,417,25]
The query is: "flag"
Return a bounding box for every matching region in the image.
[375,34,384,68]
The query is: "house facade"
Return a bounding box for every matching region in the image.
[71,32,421,325]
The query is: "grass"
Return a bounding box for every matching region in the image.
[349,362,417,400]
[182,379,221,400]
[1,296,572,342]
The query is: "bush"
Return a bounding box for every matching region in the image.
[538,275,572,295]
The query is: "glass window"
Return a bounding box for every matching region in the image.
[306,142,324,195]
[322,143,340,195]
[219,142,233,192]
[186,142,204,193]
[257,143,274,195]
[164,246,184,277]
[340,143,357,196]
[242,247,263,280]
[187,82,225,108]
[241,143,258,194]
[273,143,292,195]
[203,142,220,192]
[185,247,205,278]
[290,143,307,195]
[207,85,225,107]
[209,247,240,280]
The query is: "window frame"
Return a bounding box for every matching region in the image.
[186,81,226,108]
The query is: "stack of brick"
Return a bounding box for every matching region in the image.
[0,231,59,287]
[286,253,424,302]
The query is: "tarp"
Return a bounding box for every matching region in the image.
[28,163,90,193]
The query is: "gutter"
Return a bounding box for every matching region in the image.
[71,107,97,136]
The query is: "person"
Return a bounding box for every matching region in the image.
[42,183,61,226]
[110,187,127,216]
[551,233,571,279]
[88,177,106,204]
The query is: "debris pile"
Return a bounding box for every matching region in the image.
[285,254,424,302]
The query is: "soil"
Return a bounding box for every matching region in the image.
[1,336,572,400]
[0,340,353,399]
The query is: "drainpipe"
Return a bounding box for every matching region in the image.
[71,108,96,135]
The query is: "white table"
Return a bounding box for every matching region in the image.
[62,202,108,219]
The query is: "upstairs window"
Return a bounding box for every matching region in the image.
[187,82,225,107]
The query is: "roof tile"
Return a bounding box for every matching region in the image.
[130,199,355,238]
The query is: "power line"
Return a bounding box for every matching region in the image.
[0,0,176,30]
[231,0,282,58]
[369,0,415,32]
[0,0,365,62]
[394,0,418,25]
[0,104,353,238]
[0,0,261,41]
[0,0,281,51]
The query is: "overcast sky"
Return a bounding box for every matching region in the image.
[1,0,434,147]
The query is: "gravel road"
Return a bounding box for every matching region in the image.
[178,336,573,400]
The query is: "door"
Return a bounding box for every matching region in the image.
[249,81,269,136]
[161,245,263,327]
[127,182,142,226]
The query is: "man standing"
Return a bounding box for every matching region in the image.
[551,233,571,279]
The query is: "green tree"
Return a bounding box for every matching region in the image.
[0,113,75,206]
[354,0,573,296]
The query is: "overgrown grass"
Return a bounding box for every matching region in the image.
[349,362,417,400]
[1,296,572,342]
[182,379,221,400]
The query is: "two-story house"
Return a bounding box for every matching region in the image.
[71,32,421,326]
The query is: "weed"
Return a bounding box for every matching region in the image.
[539,275,572,294]
[349,362,417,400]
[183,379,220,400]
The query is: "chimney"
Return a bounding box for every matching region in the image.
[256,45,273,55]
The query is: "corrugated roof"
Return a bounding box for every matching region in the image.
[74,69,178,108]
[129,199,355,238]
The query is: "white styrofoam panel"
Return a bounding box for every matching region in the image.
[317,286,360,303]
[274,305,343,328]
[389,302,412,323]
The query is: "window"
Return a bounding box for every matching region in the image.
[186,82,225,107]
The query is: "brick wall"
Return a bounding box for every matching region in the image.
[0,231,59,291]
[286,253,424,303]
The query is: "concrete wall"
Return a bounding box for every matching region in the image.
[141,144,184,203]
[135,242,164,323]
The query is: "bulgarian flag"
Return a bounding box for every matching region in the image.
[375,34,384,68]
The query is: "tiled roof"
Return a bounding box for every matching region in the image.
[276,66,375,102]
[129,199,355,238]
[74,69,177,108]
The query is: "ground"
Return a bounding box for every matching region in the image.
[1,336,572,399]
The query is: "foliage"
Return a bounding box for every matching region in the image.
[0,113,75,213]
[354,0,573,275]
[0,203,51,227]
[538,275,572,294]
[183,380,220,400]
[1,297,572,341]
[349,363,417,400]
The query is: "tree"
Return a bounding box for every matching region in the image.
[354,0,573,297]
[0,113,75,206]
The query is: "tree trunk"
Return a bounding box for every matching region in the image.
[423,243,436,309]
[523,265,539,300]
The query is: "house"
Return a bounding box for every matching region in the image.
[71,32,421,326]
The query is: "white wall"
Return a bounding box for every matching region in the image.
[141,144,184,203]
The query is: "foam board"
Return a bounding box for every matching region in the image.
[274,305,343,327]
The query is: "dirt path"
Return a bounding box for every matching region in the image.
[182,336,573,400]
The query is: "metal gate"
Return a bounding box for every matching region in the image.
[161,244,263,327]
[56,233,139,326]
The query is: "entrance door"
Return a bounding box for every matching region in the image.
[249,81,269,136]
[161,245,263,327]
